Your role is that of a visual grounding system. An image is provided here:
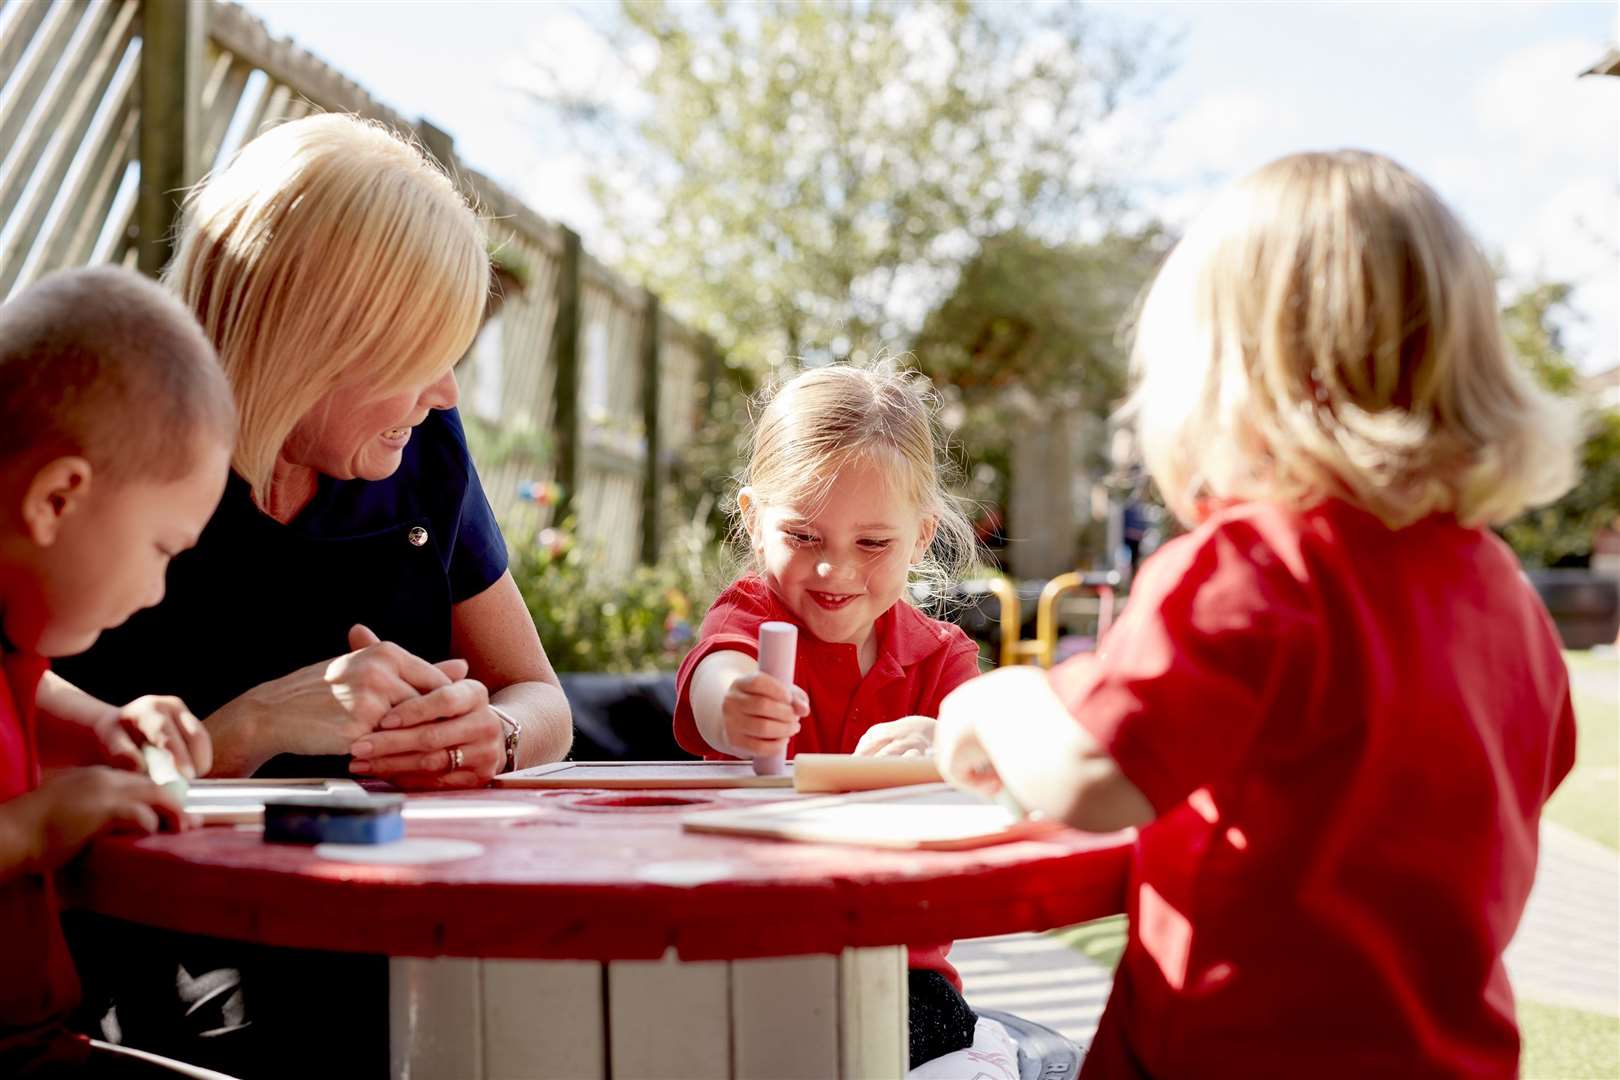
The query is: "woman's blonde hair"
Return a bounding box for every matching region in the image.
[166,113,488,500]
[738,360,979,599]
[1128,149,1577,529]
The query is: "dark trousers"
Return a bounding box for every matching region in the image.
[64,914,388,1080]
[910,968,978,1068]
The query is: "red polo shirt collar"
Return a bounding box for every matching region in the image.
[673,576,977,760]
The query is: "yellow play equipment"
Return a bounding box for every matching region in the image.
[985,569,1122,668]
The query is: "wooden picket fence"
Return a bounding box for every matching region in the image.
[0,0,714,574]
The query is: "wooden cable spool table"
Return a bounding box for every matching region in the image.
[66,781,1132,1079]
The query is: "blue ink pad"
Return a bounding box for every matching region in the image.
[263,792,406,845]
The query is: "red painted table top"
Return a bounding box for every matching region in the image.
[65,787,1132,962]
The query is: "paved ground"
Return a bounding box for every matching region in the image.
[954,933,1112,1049]
[1505,821,1620,1018]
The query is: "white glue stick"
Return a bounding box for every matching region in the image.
[754,620,798,776]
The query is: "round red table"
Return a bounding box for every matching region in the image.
[68,785,1131,1080]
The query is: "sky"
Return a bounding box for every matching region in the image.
[241,0,1618,374]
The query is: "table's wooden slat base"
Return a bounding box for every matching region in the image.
[389,946,907,1079]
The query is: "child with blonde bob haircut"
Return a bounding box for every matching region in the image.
[674,361,991,1068]
[935,151,1579,1078]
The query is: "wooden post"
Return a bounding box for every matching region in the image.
[700,334,722,421]
[137,0,204,277]
[1007,407,1079,579]
[550,227,583,521]
[639,290,662,564]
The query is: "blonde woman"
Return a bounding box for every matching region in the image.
[935,151,1579,1078]
[55,115,571,1075]
[59,113,570,786]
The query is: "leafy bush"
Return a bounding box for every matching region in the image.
[1503,406,1620,567]
[510,515,728,673]
[1499,281,1620,567]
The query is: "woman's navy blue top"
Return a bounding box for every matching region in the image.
[57,407,508,776]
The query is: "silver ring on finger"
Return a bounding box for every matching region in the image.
[447,746,464,772]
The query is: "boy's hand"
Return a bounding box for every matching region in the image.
[721,672,809,758]
[93,696,212,779]
[933,708,1003,797]
[854,716,935,758]
[21,767,191,873]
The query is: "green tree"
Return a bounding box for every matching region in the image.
[911,227,1166,407]
[1500,280,1620,566]
[526,0,1165,370]
[1503,280,1582,395]
[910,228,1168,571]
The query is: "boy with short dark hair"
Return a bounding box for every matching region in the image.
[0,266,237,1078]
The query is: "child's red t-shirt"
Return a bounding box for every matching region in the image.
[1055,500,1575,1080]
[673,575,984,988]
[0,648,88,1073]
[674,575,982,759]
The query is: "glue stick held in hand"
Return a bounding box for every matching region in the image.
[754,621,798,776]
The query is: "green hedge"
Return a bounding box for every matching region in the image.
[511,516,726,673]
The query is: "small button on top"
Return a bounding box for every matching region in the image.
[407,526,429,547]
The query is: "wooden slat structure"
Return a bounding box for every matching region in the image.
[0,0,714,575]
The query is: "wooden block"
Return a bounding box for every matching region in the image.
[484,959,604,1080]
[494,760,793,790]
[793,753,941,794]
[731,955,839,1079]
[608,951,730,1080]
[839,946,907,1079]
[390,957,482,1080]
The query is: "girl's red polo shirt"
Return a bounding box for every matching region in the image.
[1057,500,1575,1079]
[674,575,982,759]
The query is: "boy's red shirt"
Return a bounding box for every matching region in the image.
[0,647,88,1073]
[1057,500,1575,1080]
[674,575,983,987]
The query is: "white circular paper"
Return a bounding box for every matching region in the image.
[636,860,737,886]
[315,838,485,865]
[402,800,543,822]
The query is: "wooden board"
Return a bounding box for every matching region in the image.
[389,957,483,1079]
[385,949,904,1079]
[792,753,941,794]
[732,955,839,1078]
[681,784,1063,851]
[493,760,794,790]
[483,960,604,1080]
[608,951,730,1079]
[186,779,365,825]
[839,947,908,1078]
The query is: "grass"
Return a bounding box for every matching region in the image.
[1051,914,1126,970]
[1519,999,1620,1079]
[1521,652,1620,1078]
[1053,650,1619,1074]
[1546,650,1619,850]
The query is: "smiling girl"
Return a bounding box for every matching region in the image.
[672,361,985,1069]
